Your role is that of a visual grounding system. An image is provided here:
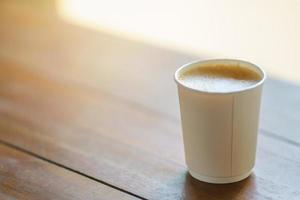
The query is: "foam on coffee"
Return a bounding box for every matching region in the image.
[178,64,261,92]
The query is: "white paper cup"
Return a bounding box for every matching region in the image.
[174,59,266,184]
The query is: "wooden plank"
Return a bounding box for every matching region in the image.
[0,143,137,200]
[0,0,299,145]
[1,1,300,199]
[260,79,300,143]
[0,61,300,199]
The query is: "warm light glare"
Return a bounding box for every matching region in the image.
[57,0,300,84]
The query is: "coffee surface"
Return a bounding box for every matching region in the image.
[178,64,261,92]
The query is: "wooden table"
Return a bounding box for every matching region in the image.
[0,1,300,199]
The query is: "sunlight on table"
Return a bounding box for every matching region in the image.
[57,0,300,84]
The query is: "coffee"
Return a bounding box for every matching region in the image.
[178,64,261,92]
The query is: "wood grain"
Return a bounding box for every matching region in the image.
[0,61,300,199]
[0,143,137,200]
[261,79,300,144]
[0,1,300,199]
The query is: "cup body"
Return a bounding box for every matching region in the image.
[175,59,266,184]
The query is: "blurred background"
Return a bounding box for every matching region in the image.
[1,0,299,84]
[57,0,300,83]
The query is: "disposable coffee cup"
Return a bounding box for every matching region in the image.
[174,59,266,184]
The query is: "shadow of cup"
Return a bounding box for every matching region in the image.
[182,172,256,199]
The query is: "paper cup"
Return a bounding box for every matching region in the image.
[174,59,266,184]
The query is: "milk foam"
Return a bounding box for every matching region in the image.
[178,64,261,92]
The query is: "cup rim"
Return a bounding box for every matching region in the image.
[174,59,266,95]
